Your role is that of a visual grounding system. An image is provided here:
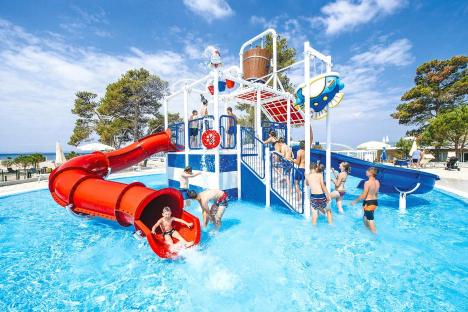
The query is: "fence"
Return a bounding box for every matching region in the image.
[168,122,185,150]
[261,121,287,142]
[240,127,265,179]
[188,115,214,149]
[336,150,377,162]
[219,115,237,149]
[270,152,304,214]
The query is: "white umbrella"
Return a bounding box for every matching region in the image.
[357,141,391,150]
[409,140,418,157]
[77,142,115,152]
[55,142,66,165]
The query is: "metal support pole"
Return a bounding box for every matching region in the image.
[272,33,278,91]
[256,88,262,138]
[304,42,311,219]
[237,125,242,199]
[325,57,332,194]
[213,69,221,190]
[265,148,271,207]
[287,97,291,145]
[183,85,189,167]
[163,98,168,129]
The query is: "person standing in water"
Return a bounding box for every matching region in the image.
[306,163,332,225]
[351,167,380,234]
[330,162,350,214]
[293,141,306,205]
[187,189,228,229]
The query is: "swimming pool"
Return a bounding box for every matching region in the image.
[0,174,467,311]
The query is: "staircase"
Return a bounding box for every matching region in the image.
[240,127,304,214]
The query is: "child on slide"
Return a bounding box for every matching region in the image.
[151,207,194,248]
[330,162,350,214]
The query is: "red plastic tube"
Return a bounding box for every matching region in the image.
[48,130,200,258]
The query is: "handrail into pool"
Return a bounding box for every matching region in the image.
[240,127,265,179]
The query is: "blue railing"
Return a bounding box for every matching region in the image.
[270,151,304,214]
[241,127,265,179]
[168,122,185,150]
[220,115,237,149]
[188,115,214,150]
[262,121,287,142]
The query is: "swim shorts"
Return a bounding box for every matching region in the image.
[310,193,329,213]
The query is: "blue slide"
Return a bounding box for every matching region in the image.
[310,149,440,194]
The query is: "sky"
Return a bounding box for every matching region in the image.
[0,0,467,152]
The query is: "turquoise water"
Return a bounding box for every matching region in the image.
[0,174,467,311]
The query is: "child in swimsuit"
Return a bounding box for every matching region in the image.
[306,163,332,225]
[330,162,350,214]
[151,207,194,247]
[351,167,380,234]
[187,189,228,229]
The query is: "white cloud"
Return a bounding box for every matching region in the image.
[183,0,234,22]
[59,5,112,38]
[0,19,200,152]
[350,38,413,66]
[314,0,406,35]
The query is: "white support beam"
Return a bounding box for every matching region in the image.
[265,149,271,207]
[183,85,189,167]
[272,33,278,91]
[237,125,242,199]
[213,69,221,190]
[287,96,291,145]
[304,42,311,219]
[325,58,332,194]
[256,88,262,138]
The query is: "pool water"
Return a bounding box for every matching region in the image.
[0,174,467,311]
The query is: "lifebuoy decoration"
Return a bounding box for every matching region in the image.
[202,129,221,149]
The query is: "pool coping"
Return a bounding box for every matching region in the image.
[0,168,466,200]
[0,169,165,199]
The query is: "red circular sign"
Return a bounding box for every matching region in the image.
[202,129,221,149]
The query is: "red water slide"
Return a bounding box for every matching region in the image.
[48,129,201,258]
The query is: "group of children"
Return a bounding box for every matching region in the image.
[151,166,230,249]
[307,162,380,234]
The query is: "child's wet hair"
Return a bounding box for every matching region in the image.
[341,162,351,173]
[187,190,198,199]
[269,130,277,137]
[310,162,324,172]
[367,167,378,176]
[299,140,305,149]
[184,166,192,173]
[162,207,171,214]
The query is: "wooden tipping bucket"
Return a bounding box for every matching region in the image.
[242,47,271,82]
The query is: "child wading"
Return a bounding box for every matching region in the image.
[306,163,332,225]
[351,167,380,233]
[151,207,194,248]
[330,162,350,214]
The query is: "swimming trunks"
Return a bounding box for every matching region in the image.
[310,193,329,213]
[215,192,229,207]
[189,128,199,137]
[338,190,346,197]
[412,159,418,163]
[363,199,378,220]
[228,125,236,135]
[294,168,305,181]
[162,228,175,237]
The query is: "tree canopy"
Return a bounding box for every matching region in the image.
[69,68,174,148]
[391,55,467,133]
[421,105,468,156]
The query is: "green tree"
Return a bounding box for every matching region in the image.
[29,153,46,169]
[148,112,182,133]
[1,157,14,168]
[395,138,413,158]
[422,105,468,157]
[65,151,79,160]
[69,68,169,148]
[392,55,467,133]
[14,155,32,170]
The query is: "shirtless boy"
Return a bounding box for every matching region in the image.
[187,189,228,229]
[306,163,332,225]
[179,166,202,207]
[151,207,194,247]
[351,167,380,234]
[293,141,306,204]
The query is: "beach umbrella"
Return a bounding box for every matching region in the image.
[357,141,391,150]
[409,140,418,157]
[77,142,115,152]
[55,142,66,165]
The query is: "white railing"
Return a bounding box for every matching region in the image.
[335,150,378,162]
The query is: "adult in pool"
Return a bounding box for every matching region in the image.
[187,189,228,229]
[351,167,380,234]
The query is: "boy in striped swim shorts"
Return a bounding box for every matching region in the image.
[306,163,332,225]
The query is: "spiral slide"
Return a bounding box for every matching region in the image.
[48,130,201,259]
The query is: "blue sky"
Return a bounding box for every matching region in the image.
[0,0,467,152]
